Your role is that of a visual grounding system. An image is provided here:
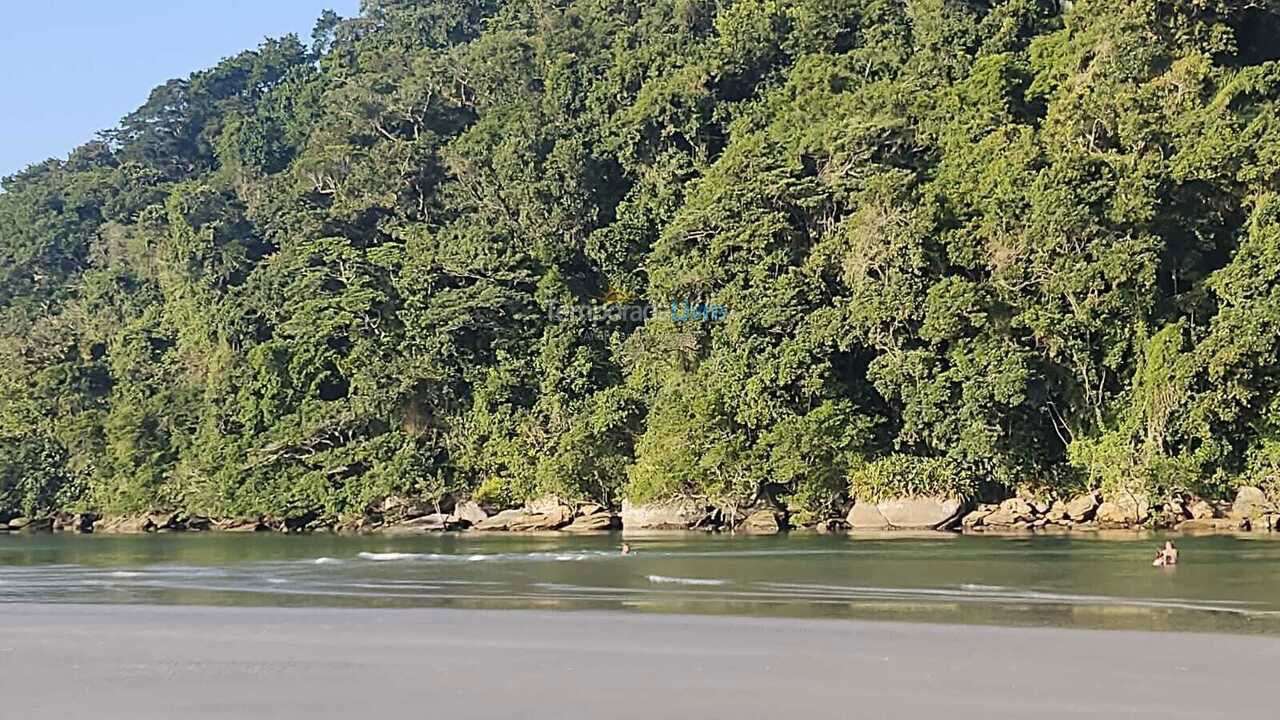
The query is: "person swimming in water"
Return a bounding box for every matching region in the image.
[621,543,632,555]
[1152,540,1178,567]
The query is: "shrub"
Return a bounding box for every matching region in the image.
[850,455,978,503]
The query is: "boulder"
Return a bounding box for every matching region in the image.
[382,513,450,534]
[7,517,30,530]
[621,499,708,530]
[449,501,488,527]
[475,506,573,531]
[1065,492,1101,522]
[876,496,969,530]
[961,508,992,529]
[740,509,786,534]
[846,502,889,530]
[1230,486,1272,521]
[184,516,213,532]
[810,519,849,534]
[1176,518,1244,532]
[96,515,155,534]
[510,505,573,531]
[474,509,532,531]
[982,498,1035,527]
[16,517,54,533]
[147,511,184,531]
[1188,499,1216,520]
[563,512,620,532]
[1002,497,1035,517]
[215,518,266,532]
[577,503,605,518]
[1095,492,1150,526]
[1046,500,1070,522]
[1022,495,1050,515]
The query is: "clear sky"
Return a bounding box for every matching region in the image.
[0,0,362,179]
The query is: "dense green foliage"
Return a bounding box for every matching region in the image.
[5,0,1280,523]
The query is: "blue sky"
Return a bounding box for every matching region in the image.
[0,0,361,178]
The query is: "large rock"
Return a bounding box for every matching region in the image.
[473,509,528,530]
[961,507,993,529]
[475,506,573,531]
[1230,486,1272,520]
[982,498,1035,527]
[449,501,488,527]
[562,512,620,532]
[1095,492,1150,526]
[215,518,267,532]
[1065,492,1101,522]
[510,505,573,531]
[876,496,969,530]
[846,502,889,530]
[96,515,155,534]
[1188,499,1216,520]
[621,499,708,530]
[382,513,450,534]
[1176,518,1245,532]
[740,509,786,534]
[13,517,54,533]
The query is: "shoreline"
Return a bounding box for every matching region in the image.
[1,604,1274,718]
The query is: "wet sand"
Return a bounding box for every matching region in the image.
[1,604,1275,718]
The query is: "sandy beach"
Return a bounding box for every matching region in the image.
[0,604,1275,718]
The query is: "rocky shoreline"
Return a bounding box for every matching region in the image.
[2,486,1277,537]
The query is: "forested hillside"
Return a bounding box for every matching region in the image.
[3,0,1280,525]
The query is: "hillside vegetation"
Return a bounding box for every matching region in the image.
[4,0,1280,525]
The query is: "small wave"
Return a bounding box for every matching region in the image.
[647,575,727,586]
[108,571,146,578]
[313,557,342,565]
[357,552,436,561]
[266,578,289,584]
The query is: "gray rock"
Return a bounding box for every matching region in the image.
[1066,492,1101,521]
[1188,499,1216,520]
[383,513,450,534]
[621,499,708,530]
[846,502,889,530]
[473,509,533,531]
[475,506,573,531]
[961,509,991,529]
[216,518,266,532]
[449,501,488,527]
[1046,500,1070,522]
[876,496,968,530]
[562,513,619,532]
[1096,492,1150,526]
[15,517,53,533]
[740,509,786,534]
[96,516,155,534]
[1230,486,1272,520]
[1176,518,1244,532]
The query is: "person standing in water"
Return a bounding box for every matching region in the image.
[1153,540,1178,567]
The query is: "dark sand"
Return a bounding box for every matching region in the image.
[1,604,1275,718]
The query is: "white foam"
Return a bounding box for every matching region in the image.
[647,575,727,586]
[313,557,342,565]
[357,552,432,561]
[108,571,145,578]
